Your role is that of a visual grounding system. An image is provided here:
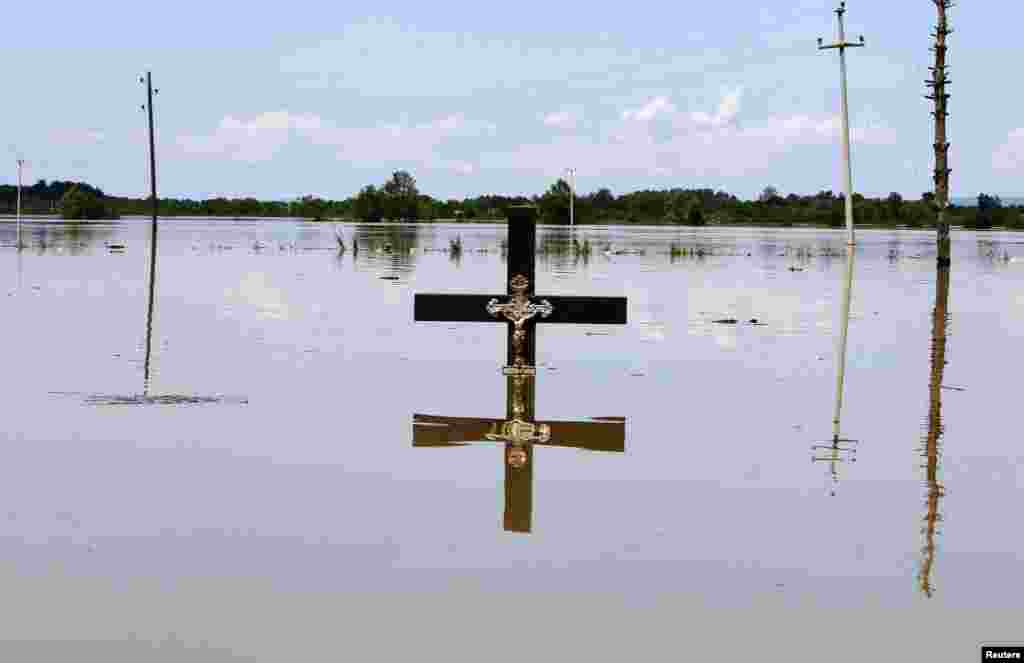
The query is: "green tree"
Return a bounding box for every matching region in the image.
[382,170,419,220]
[886,192,903,220]
[758,186,781,203]
[354,185,385,222]
[538,179,571,223]
[663,189,697,224]
[974,193,1003,229]
[59,186,117,220]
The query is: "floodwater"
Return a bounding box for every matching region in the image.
[1,217,1022,661]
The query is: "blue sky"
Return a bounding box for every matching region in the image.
[2,0,1020,201]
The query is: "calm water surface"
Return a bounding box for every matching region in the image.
[1,217,1022,661]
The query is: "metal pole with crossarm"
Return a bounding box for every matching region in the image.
[818,2,866,247]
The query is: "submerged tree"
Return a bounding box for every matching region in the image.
[926,0,953,265]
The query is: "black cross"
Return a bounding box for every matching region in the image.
[414,205,627,370]
[413,371,625,533]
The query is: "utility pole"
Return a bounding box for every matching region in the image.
[565,168,576,227]
[142,72,158,225]
[818,1,866,247]
[927,0,953,266]
[15,158,24,250]
[140,72,160,395]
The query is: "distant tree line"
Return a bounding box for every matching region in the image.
[2,174,1021,229]
[0,179,118,219]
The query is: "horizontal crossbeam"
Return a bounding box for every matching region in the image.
[413,413,625,452]
[818,42,864,50]
[415,294,627,325]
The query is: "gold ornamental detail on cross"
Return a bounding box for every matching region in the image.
[486,353,549,456]
[486,274,553,370]
[486,420,551,446]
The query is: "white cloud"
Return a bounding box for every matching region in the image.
[179,109,496,174]
[177,111,323,162]
[279,18,725,98]
[490,90,898,179]
[622,96,676,122]
[541,111,578,130]
[48,128,106,145]
[303,113,495,174]
[691,88,743,128]
[993,128,1024,171]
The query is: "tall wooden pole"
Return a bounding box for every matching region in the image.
[142,72,159,395]
[927,0,953,266]
[145,72,158,224]
[819,2,866,246]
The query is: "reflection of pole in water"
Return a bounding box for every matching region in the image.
[813,248,858,495]
[919,264,950,598]
[832,248,855,440]
[142,221,158,396]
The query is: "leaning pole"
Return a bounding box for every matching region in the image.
[141,72,160,395]
[818,1,866,247]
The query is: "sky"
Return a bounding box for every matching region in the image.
[1,0,1020,202]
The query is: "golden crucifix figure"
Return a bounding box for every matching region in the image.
[486,274,553,371]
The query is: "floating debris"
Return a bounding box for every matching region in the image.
[49,391,248,406]
[712,317,762,326]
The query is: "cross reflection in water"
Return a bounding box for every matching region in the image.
[413,370,625,533]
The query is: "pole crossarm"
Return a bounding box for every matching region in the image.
[817,2,867,51]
